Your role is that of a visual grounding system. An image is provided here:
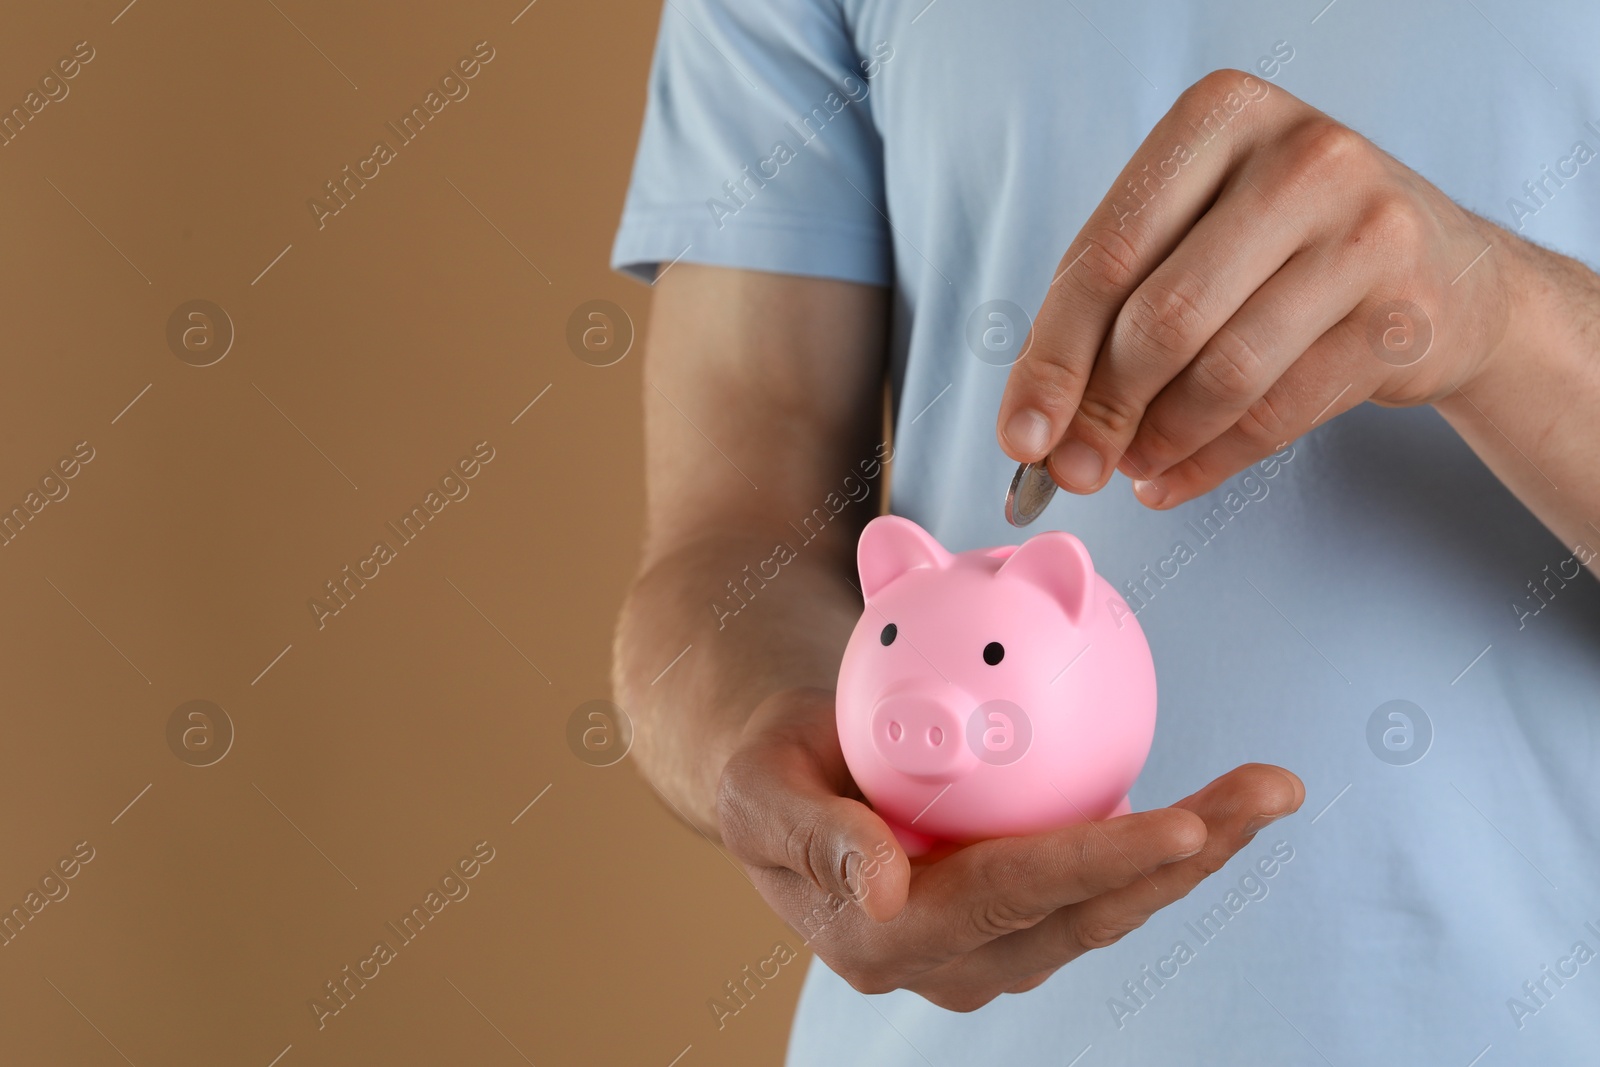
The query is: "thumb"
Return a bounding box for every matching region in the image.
[716,693,911,922]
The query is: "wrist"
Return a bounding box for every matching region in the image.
[615,539,862,832]
[1434,218,1550,418]
[629,698,747,833]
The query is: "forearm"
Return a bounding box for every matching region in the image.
[615,266,889,833]
[1435,222,1600,565]
[613,532,863,834]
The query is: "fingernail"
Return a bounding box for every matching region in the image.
[1167,844,1203,862]
[1003,409,1052,458]
[1053,439,1103,491]
[1243,812,1290,837]
[1131,478,1167,507]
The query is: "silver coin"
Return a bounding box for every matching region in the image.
[1004,460,1057,527]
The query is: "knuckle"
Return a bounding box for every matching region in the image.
[1237,391,1290,445]
[1006,971,1055,995]
[1075,391,1143,439]
[1128,414,1188,471]
[1180,68,1256,115]
[1188,327,1267,407]
[1119,275,1210,363]
[1016,343,1088,409]
[1356,190,1425,251]
[1282,120,1368,191]
[782,813,833,891]
[837,962,898,997]
[1075,228,1144,296]
[969,898,1042,940]
[1070,913,1147,952]
[1154,453,1206,495]
[1296,119,1365,169]
[935,990,996,1013]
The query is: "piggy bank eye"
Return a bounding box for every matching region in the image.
[880,623,897,646]
[983,641,1005,665]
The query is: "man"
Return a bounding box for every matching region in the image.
[610,1,1600,1061]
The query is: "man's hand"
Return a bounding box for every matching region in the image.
[997,69,1519,509]
[716,687,1304,1011]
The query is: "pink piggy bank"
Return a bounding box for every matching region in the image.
[836,515,1156,855]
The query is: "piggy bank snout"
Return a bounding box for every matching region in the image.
[870,695,974,780]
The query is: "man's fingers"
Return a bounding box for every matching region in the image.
[953,763,1301,985]
[716,693,911,923]
[897,806,1206,958]
[996,70,1277,466]
[854,808,1204,1003]
[1056,177,1306,492]
[1122,246,1366,480]
[1131,320,1376,508]
[999,228,1155,463]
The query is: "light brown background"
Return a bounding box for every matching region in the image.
[0,2,801,1064]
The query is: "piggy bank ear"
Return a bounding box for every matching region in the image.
[996,530,1096,625]
[858,516,952,599]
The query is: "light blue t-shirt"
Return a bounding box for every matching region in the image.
[613,2,1600,1062]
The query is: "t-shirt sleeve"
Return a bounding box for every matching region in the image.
[610,0,891,286]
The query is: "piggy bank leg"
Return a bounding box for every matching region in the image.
[884,820,939,858]
[1110,795,1133,818]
